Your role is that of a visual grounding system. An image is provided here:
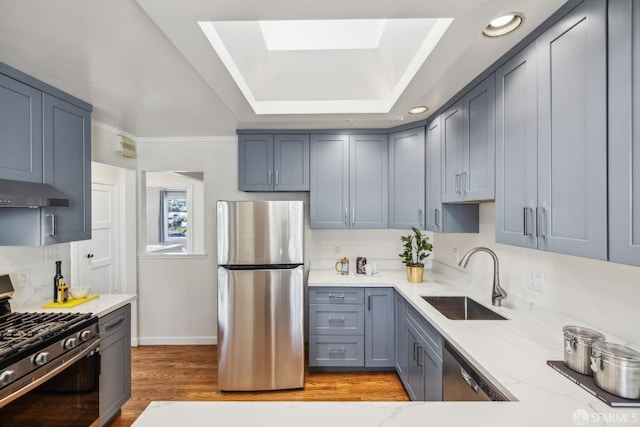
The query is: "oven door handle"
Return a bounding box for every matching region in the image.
[0,339,99,408]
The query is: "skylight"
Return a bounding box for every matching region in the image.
[258,20,387,51]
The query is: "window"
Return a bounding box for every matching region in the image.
[161,190,188,243]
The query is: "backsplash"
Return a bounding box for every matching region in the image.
[0,244,71,309]
[433,202,640,345]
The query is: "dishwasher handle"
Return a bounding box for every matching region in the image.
[460,367,480,393]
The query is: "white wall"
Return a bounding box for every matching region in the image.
[433,203,640,345]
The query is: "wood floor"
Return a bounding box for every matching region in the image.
[108,345,409,427]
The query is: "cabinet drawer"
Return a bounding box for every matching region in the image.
[309,287,364,304]
[406,305,442,356]
[308,335,365,367]
[309,304,364,335]
[100,305,130,339]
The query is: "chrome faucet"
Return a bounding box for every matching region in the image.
[458,247,508,307]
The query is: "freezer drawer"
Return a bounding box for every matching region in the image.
[217,266,304,391]
[217,200,304,265]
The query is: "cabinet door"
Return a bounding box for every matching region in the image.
[388,127,425,229]
[238,134,274,191]
[462,75,495,201]
[420,341,443,401]
[274,134,309,191]
[349,134,388,229]
[425,117,442,232]
[0,74,42,183]
[495,45,538,248]
[441,102,465,203]
[406,322,425,401]
[608,0,640,266]
[42,94,91,244]
[364,288,395,368]
[310,134,349,228]
[536,0,607,260]
[394,292,408,381]
[99,306,131,425]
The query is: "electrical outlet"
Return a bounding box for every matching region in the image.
[334,244,341,254]
[46,245,61,261]
[528,272,546,293]
[17,269,30,288]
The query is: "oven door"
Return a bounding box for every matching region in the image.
[0,339,100,427]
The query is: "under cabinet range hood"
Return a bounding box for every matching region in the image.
[0,179,70,208]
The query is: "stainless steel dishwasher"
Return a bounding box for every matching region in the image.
[442,341,510,401]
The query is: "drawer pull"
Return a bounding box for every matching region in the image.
[328,317,346,324]
[328,295,345,300]
[104,317,125,330]
[328,348,346,356]
[413,341,419,361]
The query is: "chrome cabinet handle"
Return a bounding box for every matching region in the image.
[275,170,279,185]
[416,346,423,367]
[367,295,371,311]
[523,207,530,236]
[268,170,273,185]
[435,208,440,227]
[47,214,56,236]
[413,342,419,361]
[328,317,346,324]
[328,294,345,300]
[328,348,346,355]
[536,207,546,238]
[461,172,467,196]
[352,209,355,226]
[461,368,480,393]
[418,209,423,227]
[455,173,460,193]
[344,208,348,226]
[105,317,125,330]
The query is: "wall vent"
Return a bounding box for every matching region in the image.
[117,135,137,158]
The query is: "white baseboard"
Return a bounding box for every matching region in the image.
[137,336,217,345]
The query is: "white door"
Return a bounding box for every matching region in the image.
[78,183,118,294]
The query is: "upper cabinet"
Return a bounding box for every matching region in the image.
[0,63,92,246]
[441,75,495,203]
[425,116,479,234]
[388,127,425,230]
[237,133,309,192]
[42,94,92,244]
[495,0,607,260]
[310,133,388,229]
[0,74,43,183]
[608,0,640,267]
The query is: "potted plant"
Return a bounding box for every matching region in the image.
[399,227,433,283]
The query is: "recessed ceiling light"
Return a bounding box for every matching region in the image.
[482,13,524,38]
[408,106,428,115]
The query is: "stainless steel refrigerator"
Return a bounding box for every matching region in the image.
[216,200,304,391]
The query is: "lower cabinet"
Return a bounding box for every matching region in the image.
[99,304,132,426]
[398,300,443,401]
[308,287,394,369]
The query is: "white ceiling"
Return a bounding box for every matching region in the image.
[0,0,568,137]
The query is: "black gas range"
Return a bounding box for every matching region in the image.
[0,277,101,426]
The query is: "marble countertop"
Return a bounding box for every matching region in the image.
[132,265,639,426]
[16,293,136,317]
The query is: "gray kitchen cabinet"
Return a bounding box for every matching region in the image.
[394,292,408,381]
[442,75,495,203]
[607,0,640,267]
[0,64,92,246]
[310,134,350,228]
[405,305,443,401]
[425,116,479,234]
[388,127,425,229]
[0,74,43,183]
[308,286,394,369]
[310,134,388,229]
[237,133,309,191]
[42,94,91,244]
[496,0,607,260]
[364,288,395,368]
[99,304,132,426]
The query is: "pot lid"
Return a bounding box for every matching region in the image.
[563,325,606,342]
[592,342,640,363]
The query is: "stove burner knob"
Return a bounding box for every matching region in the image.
[79,330,92,342]
[64,337,78,349]
[0,370,14,386]
[33,351,50,366]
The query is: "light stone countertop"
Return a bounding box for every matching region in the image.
[132,264,639,427]
[16,293,136,317]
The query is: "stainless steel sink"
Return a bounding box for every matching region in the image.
[422,296,508,320]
